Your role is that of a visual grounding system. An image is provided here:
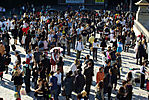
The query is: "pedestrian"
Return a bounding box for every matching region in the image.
[117,87,126,100]
[12,61,23,99]
[0,42,5,56]
[3,52,11,74]
[104,69,113,100]
[63,71,74,100]
[74,69,85,94]
[140,61,147,89]
[117,39,123,53]
[88,34,94,55]
[124,34,131,52]
[49,71,58,100]
[95,81,104,100]
[93,38,99,61]
[96,67,104,84]
[15,51,21,64]
[75,37,84,59]
[84,61,94,97]
[34,79,44,100]
[70,59,80,74]
[112,64,118,90]
[57,56,64,81]
[104,60,112,76]
[55,68,62,96]
[60,35,67,57]
[137,41,145,65]
[50,49,58,72]
[43,80,50,100]
[100,37,107,51]
[66,34,71,56]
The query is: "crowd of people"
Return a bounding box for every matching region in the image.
[0,5,149,100]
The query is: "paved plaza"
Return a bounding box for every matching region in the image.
[0,33,148,100]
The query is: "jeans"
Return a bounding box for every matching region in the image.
[14,85,22,98]
[62,45,66,56]
[51,89,58,100]
[93,48,97,60]
[57,85,61,96]
[36,96,44,100]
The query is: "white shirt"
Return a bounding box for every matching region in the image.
[48,34,53,41]
[55,73,62,85]
[110,33,114,42]
[75,41,84,51]
[77,28,81,35]
[93,42,99,48]
[71,63,77,73]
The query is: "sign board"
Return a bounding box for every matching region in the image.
[66,0,84,3]
[95,0,104,4]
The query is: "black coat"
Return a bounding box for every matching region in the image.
[137,44,145,58]
[0,56,5,72]
[64,76,74,96]
[84,66,94,84]
[74,74,85,93]
[104,73,113,93]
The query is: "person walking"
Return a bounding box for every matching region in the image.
[84,61,94,97]
[60,35,67,57]
[75,37,84,59]
[140,62,146,89]
[104,69,113,100]
[93,38,99,61]
[63,71,74,100]
[0,42,5,56]
[74,69,85,94]
[50,71,58,100]
[96,67,104,84]
[88,34,94,55]
[95,81,104,100]
[55,68,62,96]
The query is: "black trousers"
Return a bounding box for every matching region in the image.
[76,50,81,59]
[85,81,92,96]
[108,86,112,100]
[140,74,145,88]
[24,76,31,93]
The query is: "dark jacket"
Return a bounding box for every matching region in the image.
[104,73,113,93]
[64,76,74,95]
[137,44,145,57]
[74,73,85,93]
[84,66,94,84]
